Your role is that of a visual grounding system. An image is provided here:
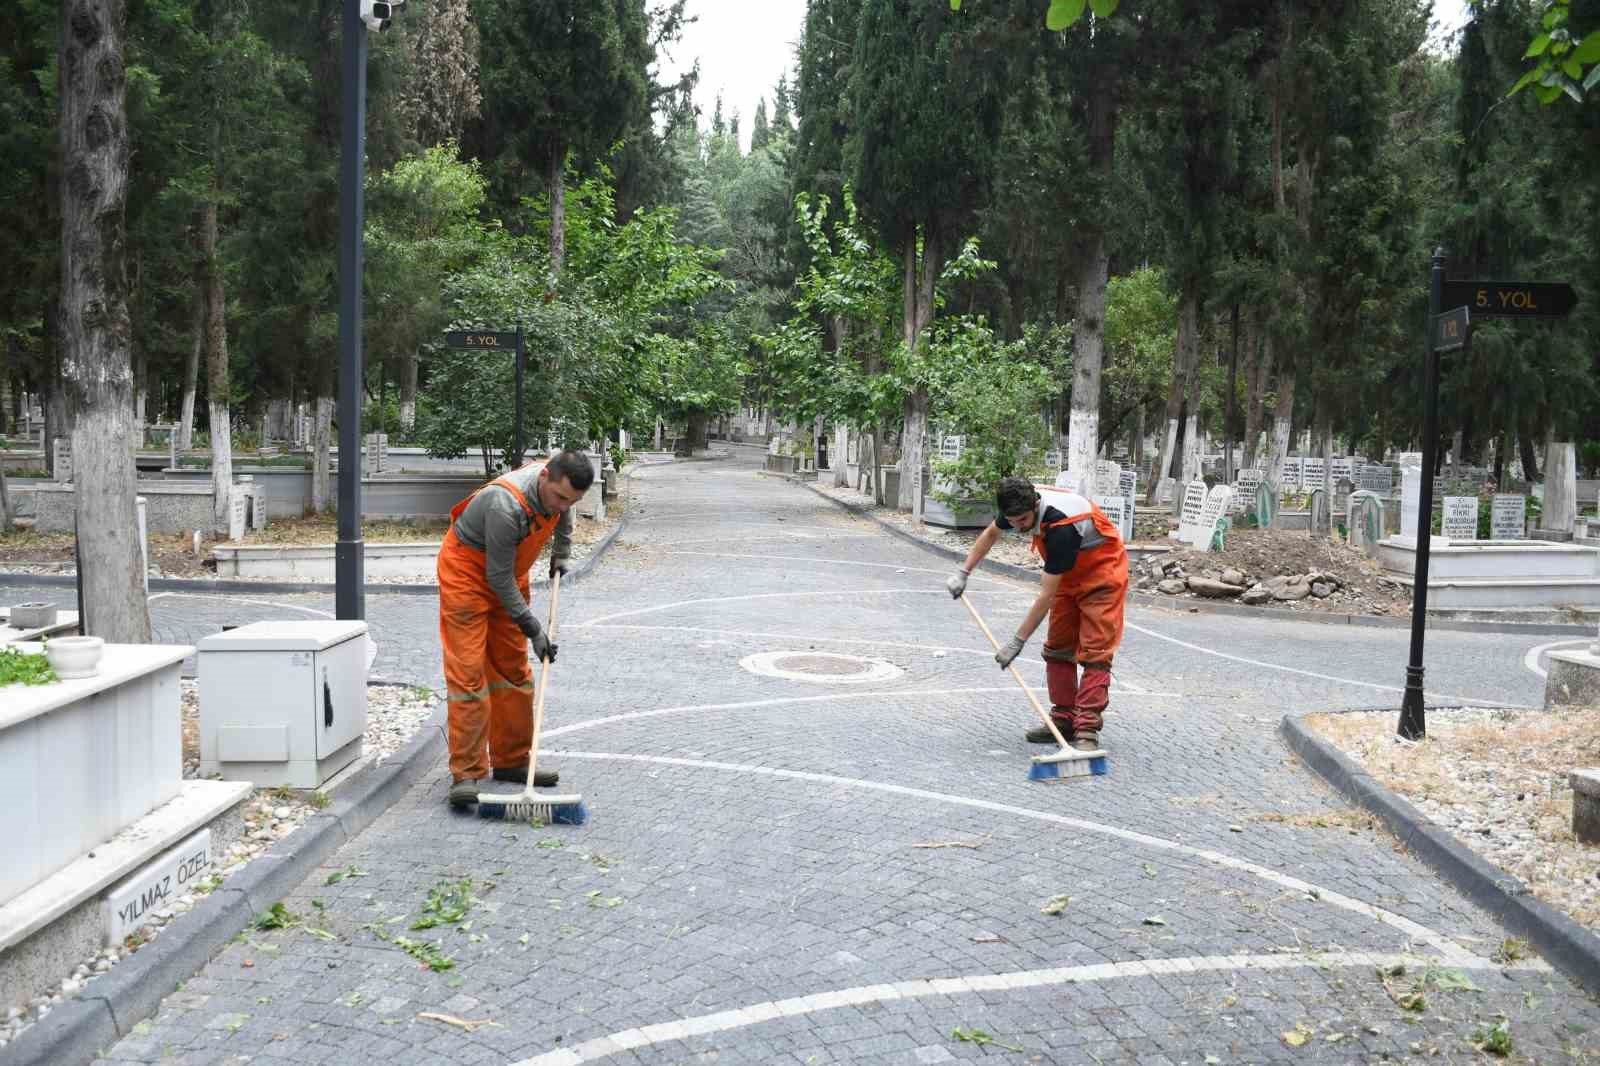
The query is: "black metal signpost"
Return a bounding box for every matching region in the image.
[1399,251,1579,739]
[444,328,526,466]
[335,0,369,622]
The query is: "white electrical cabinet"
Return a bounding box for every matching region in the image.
[197,620,369,788]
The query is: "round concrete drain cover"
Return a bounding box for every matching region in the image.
[739,650,902,684]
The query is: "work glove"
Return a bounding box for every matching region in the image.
[549,555,570,580]
[995,635,1026,670]
[523,619,558,663]
[945,568,969,599]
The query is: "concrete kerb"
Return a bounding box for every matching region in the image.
[795,480,1595,637]
[1280,711,1600,994]
[0,694,448,1066]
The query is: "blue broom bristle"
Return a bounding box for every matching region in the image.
[1028,761,1060,781]
[477,798,588,825]
[1028,755,1109,781]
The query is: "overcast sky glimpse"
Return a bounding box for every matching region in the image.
[658,0,1474,153]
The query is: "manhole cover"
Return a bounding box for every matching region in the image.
[739,650,902,684]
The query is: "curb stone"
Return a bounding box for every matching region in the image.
[0,695,448,1066]
[1279,711,1600,993]
[796,480,1595,637]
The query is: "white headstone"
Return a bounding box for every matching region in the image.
[1330,457,1354,485]
[229,487,248,542]
[938,436,963,461]
[1192,485,1234,550]
[1093,460,1120,495]
[1281,456,1303,489]
[1096,495,1130,542]
[1177,479,1208,544]
[1360,462,1393,495]
[1302,457,1327,492]
[1491,494,1526,540]
[168,430,178,470]
[1400,456,1422,538]
[53,436,73,483]
[136,495,149,594]
[1441,496,1478,541]
[1118,469,1135,500]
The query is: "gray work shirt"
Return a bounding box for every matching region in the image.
[451,464,573,633]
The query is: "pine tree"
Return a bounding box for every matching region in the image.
[751,98,771,150]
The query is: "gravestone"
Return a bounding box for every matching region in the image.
[1177,479,1208,544]
[1157,477,1176,505]
[1192,485,1234,550]
[168,431,178,470]
[1441,496,1478,541]
[1096,495,1129,543]
[228,487,248,542]
[1308,488,1330,536]
[1361,461,1394,496]
[1255,480,1278,529]
[1400,455,1423,538]
[1281,456,1303,489]
[1302,457,1327,492]
[1118,468,1136,500]
[1491,494,1527,540]
[1094,460,1121,495]
[53,436,73,483]
[1043,450,1062,470]
[1330,457,1354,485]
[1348,491,1384,553]
[1232,468,1263,515]
[248,478,267,531]
[938,436,963,462]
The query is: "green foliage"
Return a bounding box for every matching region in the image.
[947,0,1118,28]
[410,878,478,931]
[1509,1,1600,103]
[0,646,57,688]
[927,321,1056,500]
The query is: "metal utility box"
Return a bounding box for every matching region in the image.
[197,620,369,788]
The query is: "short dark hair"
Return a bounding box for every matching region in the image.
[995,476,1039,517]
[546,449,595,491]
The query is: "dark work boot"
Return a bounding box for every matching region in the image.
[448,777,479,808]
[1025,711,1076,744]
[492,766,559,787]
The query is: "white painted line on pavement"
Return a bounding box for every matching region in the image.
[574,587,975,628]
[146,592,334,618]
[662,550,1016,585]
[543,750,1479,965]
[1125,620,1526,709]
[578,624,1162,695]
[665,532,882,547]
[509,947,1534,1064]
[1522,638,1590,680]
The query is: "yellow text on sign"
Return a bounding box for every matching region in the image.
[1475,288,1539,311]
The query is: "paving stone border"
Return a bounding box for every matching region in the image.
[1,694,448,1066]
[797,479,1593,637]
[1280,709,1600,994]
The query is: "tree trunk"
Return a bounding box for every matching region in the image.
[1224,305,1239,483]
[1129,404,1144,478]
[400,348,418,431]
[548,138,566,283]
[60,0,151,642]
[200,202,232,532]
[1243,317,1266,470]
[1144,281,1198,503]
[1067,226,1109,495]
[897,225,940,512]
[1517,424,1540,482]
[311,363,334,514]
[177,283,202,451]
[1266,342,1295,493]
[44,310,71,479]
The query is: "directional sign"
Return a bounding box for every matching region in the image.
[444,330,519,349]
[1440,280,1578,319]
[1433,305,1469,352]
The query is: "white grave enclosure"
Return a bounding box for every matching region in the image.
[1441,496,1479,541]
[1491,494,1526,540]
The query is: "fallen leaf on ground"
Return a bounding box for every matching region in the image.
[417,1012,499,1033]
[912,836,989,850]
[1041,895,1071,916]
[1143,915,1166,926]
[1282,1024,1313,1047]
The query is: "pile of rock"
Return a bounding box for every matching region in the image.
[1136,557,1348,605]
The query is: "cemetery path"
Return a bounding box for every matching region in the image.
[5,452,1597,1065]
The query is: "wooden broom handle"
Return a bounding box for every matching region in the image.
[527,570,561,777]
[959,592,1070,748]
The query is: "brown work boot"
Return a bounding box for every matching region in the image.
[1070,732,1102,753]
[492,766,559,787]
[448,777,479,808]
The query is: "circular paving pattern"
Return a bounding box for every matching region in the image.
[739,649,903,684]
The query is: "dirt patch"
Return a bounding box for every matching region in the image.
[1305,706,1600,931]
[1136,528,1412,616]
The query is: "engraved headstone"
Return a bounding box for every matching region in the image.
[1330,457,1354,485]
[1118,468,1135,499]
[1255,480,1278,528]
[1309,488,1330,535]
[169,430,178,470]
[1192,485,1234,550]
[1231,468,1263,514]
[53,436,73,483]
[1360,461,1394,495]
[228,487,247,542]
[1348,491,1384,553]
[1491,494,1526,540]
[1096,495,1130,543]
[1177,479,1208,544]
[1400,454,1423,538]
[1281,456,1303,489]
[1441,496,1478,540]
[1302,457,1327,492]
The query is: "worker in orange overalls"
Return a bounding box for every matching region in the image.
[437,450,593,808]
[946,475,1129,751]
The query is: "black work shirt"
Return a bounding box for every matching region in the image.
[995,504,1082,575]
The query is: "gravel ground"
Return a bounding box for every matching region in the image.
[0,683,437,1052]
[1305,706,1600,934]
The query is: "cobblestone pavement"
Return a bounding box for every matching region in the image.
[6,453,1599,1065]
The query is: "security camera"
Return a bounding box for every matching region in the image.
[361,0,403,32]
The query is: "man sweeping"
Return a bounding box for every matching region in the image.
[946,475,1129,752]
[437,450,594,808]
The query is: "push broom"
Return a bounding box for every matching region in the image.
[958,592,1107,781]
[478,570,588,824]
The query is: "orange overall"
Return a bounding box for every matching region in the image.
[1032,494,1129,735]
[437,477,561,781]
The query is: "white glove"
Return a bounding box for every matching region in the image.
[946,569,969,599]
[995,635,1026,669]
